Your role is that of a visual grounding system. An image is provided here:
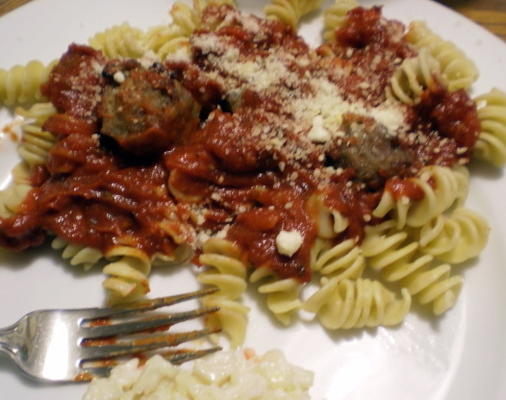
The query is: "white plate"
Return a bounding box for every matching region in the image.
[1,0,506,399]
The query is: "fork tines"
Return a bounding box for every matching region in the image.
[78,288,221,377]
[82,346,223,378]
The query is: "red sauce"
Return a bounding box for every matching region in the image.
[416,87,481,153]
[0,5,481,284]
[323,183,381,241]
[42,44,105,124]
[73,373,93,382]
[385,177,426,201]
[325,7,417,102]
[2,121,20,142]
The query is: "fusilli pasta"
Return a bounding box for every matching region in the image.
[170,0,236,37]
[197,238,249,347]
[405,21,478,91]
[322,0,358,42]
[0,163,32,218]
[361,220,463,315]
[102,246,152,304]
[304,277,411,329]
[51,237,103,271]
[474,88,506,166]
[414,208,489,264]
[264,0,323,30]
[387,50,443,105]
[373,165,469,229]
[16,103,57,168]
[144,25,190,61]
[308,194,348,239]
[0,60,56,106]
[88,23,146,59]
[310,238,365,282]
[249,266,302,326]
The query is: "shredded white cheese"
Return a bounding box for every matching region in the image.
[276,230,304,257]
[113,71,125,84]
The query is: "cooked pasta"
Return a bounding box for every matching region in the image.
[405,21,478,91]
[170,0,236,37]
[308,194,348,239]
[144,25,190,61]
[414,208,490,264]
[197,238,249,347]
[0,60,56,106]
[250,266,302,326]
[51,237,103,271]
[387,49,443,105]
[0,0,500,355]
[373,165,469,229]
[304,277,411,329]
[474,88,506,166]
[15,101,56,126]
[88,23,146,59]
[171,1,202,37]
[102,246,152,304]
[322,0,358,42]
[15,102,57,167]
[361,221,463,315]
[0,163,32,218]
[264,0,323,30]
[310,238,365,282]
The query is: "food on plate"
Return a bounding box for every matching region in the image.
[0,0,503,347]
[82,348,314,400]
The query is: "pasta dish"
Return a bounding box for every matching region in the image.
[0,0,504,351]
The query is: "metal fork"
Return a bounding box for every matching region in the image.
[0,288,221,382]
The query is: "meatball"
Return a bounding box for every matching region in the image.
[328,114,413,188]
[98,63,200,157]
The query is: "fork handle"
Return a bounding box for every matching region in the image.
[0,325,20,357]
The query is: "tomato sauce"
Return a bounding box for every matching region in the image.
[0,5,481,284]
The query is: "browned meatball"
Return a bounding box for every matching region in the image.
[327,114,413,189]
[98,63,201,157]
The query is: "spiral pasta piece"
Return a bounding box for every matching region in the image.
[0,60,56,106]
[304,278,411,329]
[308,194,349,239]
[15,103,57,168]
[264,0,323,30]
[51,237,103,271]
[373,165,469,229]
[0,163,32,218]
[322,0,358,42]
[415,208,490,264]
[250,266,302,326]
[17,124,56,168]
[102,246,152,304]
[15,101,56,126]
[197,238,249,347]
[310,238,365,282]
[144,25,190,61]
[171,1,202,37]
[170,0,236,37]
[387,50,444,105]
[89,23,147,59]
[474,89,506,166]
[361,221,463,315]
[405,21,478,91]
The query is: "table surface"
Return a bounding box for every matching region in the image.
[437,0,506,41]
[0,0,505,41]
